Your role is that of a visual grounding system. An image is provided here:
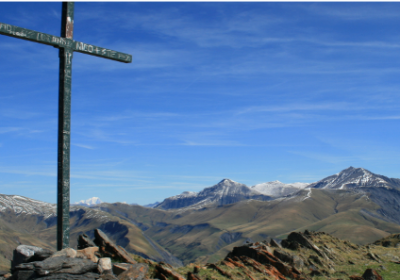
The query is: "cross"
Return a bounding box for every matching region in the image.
[0,2,132,250]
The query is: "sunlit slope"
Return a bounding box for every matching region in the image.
[0,195,182,267]
[101,188,400,264]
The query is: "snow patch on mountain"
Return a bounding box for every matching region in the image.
[308,167,400,190]
[73,197,103,206]
[0,194,56,217]
[156,178,272,210]
[251,180,309,197]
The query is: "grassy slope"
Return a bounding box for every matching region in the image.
[101,189,400,265]
[0,206,178,269]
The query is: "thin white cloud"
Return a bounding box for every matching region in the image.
[73,143,96,150]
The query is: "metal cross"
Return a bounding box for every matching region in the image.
[0,2,132,250]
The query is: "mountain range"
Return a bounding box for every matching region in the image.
[1,166,400,269]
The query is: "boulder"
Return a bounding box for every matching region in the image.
[36,256,97,276]
[77,234,97,250]
[77,247,100,263]
[273,249,304,269]
[362,268,384,280]
[12,245,54,270]
[112,263,132,276]
[226,245,304,280]
[93,229,136,264]
[50,248,77,259]
[270,239,282,249]
[282,232,328,260]
[97,257,112,275]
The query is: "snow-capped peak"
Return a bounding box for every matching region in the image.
[308,167,398,190]
[251,181,309,197]
[73,197,103,206]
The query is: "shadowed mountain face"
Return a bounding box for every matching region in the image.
[156,179,273,210]
[0,194,183,269]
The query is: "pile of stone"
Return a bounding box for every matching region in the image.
[6,229,152,280]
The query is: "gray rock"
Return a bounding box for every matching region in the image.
[97,258,112,275]
[270,239,282,249]
[273,249,304,269]
[13,269,38,280]
[38,272,101,279]
[78,234,96,250]
[112,263,131,276]
[34,257,97,276]
[12,245,54,271]
[93,229,136,264]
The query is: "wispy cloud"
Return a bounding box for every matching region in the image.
[73,143,96,150]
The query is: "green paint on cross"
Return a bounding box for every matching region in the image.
[0,2,132,250]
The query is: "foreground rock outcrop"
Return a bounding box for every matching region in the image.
[2,229,394,280]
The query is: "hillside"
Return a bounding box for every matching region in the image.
[96,186,400,265]
[0,194,182,270]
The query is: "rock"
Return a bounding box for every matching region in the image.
[38,272,101,279]
[50,248,77,259]
[226,245,304,280]
[112,263,132,276]
[154,263,185,280]
[98,258,112,275]
[207,263,233,279]
[187,272,202,280]
[11,245,54,271]
[78,234,97,250]
[269,239,282,249]
[77,247,100,263]
[310,270,323,276]
[93,229,136,264]
[13,269,38,280]
[273,249,304,269]
[117,263,148,280]
[282,232,327,259]
[32,256,98,276]
[362,268,384,280]
[367,252,381,262]
[100,274,118,280]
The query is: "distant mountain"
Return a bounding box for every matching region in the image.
[251,180,309,197]
[73,197,103,206]
[0,194,182,268]
[156,179,273,210]
[144,201,161,208]
[308,166,400,190]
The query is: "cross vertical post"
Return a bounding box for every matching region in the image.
[57,2,74,250]
[0,2,132,250]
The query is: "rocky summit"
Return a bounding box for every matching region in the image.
[3,229,399,280]
[156,179,272,210]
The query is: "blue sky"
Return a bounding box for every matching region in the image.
[1,2,400,205]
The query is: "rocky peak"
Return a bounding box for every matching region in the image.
[309,167,400,190]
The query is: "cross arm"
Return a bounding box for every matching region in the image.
[0,22,132,63]
[0,22,72,48]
